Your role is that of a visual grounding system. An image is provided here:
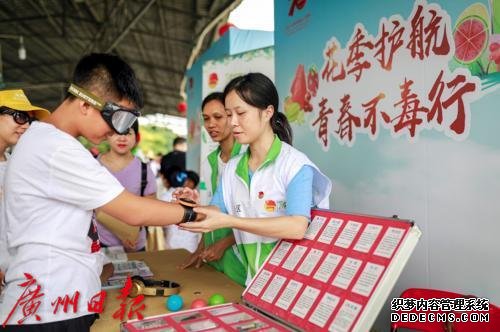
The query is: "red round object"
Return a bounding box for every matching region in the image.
[218,23,234,37]
[190,298,207,309]
[177,101,187,113]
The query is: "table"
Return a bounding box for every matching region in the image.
[91,249,245,332]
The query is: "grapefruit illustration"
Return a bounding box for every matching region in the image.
[452,2,491,73]
[453,15,489,64]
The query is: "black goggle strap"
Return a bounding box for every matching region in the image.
[67,84,105,111]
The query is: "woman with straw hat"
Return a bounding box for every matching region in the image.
[0,89,50,294]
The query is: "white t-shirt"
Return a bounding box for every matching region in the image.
[0,122,124,324]
[161,188,200,253]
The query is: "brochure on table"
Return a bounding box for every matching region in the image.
[101,246,154,290]
[121,209,421,332]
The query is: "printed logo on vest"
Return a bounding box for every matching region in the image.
[264,200,276,212]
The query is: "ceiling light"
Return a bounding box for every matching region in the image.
[18,36,26,60]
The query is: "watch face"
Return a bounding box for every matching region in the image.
[179,198,197,207]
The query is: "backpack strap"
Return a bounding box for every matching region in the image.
[140,162,148,197]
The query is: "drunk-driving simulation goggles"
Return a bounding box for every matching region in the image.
[67,84,140,135]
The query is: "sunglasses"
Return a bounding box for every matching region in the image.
[0,107,33,125]
[67,84,141,135]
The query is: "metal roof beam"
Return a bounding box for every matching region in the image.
[84,0,125,53]
[104,0,157,53]
[128,60,183,76]
[129,29,193,47]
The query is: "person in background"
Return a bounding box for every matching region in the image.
[160,136,187,170]
[178,92,246,287]
[0,53,204,331]
[160,165,199,253]
[178,73,332,285]
[150,152,162,177]
[172,136,187,152]
[157,136,187,197]
[0,90,50,295]
[184,170,200,190]
[94,120,156,252]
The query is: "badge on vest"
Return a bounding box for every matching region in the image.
[263,200,286,212]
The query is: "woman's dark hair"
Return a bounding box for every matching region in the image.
[223,73,293,145]
[202,92,224,110]
[186,170,200,187]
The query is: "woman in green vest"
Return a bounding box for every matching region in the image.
[179,73,332,284]
[179,92,246,286]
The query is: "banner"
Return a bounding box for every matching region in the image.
[275,0,500,329]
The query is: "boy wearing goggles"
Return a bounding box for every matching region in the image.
[0,54,204,331]
[0,89,50,296]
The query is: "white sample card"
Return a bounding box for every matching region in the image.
[276,280,303,310]
[329,300,363,332]
[291,286,321,318]
[332,258,362,289]
[318,218,343,244]
[304,215,327,240]
[308,292,341,328]
[297,248,323,276]
[334,221,362,248]
[262,274,287,303]
[374,227,405,258]
[282,245,308,271]
[219,312,252,324]
[354,224,383,253]
[313,253,343,283]
[247,269,272,296]
[352,262,385,297]
[269,241,293,266]
[208,305,238,316]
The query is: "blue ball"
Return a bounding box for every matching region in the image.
[166,294,183,312]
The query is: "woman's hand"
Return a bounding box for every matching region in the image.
[172,187,200,203]
[200,242,226,262]
[179,207,233,233]
[122,238,138,252]
[100,263,114,283]
[121,232,140,252]
[178,251,204,269]
[178,241,205,269]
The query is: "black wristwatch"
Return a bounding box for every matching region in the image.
[178,198,198,223]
